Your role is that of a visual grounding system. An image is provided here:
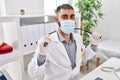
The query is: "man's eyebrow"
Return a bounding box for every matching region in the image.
[61,14,75,16]
[71,14,75,16]
[61,14,68,16]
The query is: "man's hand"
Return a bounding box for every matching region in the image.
[89,32,102,45]
[39,35,51,55]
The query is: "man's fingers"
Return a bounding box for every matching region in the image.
[91,32,102,40]
[44,36,51,43]
[89,32,102,45]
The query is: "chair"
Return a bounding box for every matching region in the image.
[81,56,100,74]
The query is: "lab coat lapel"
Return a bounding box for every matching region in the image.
[50,32,71,63]
[57,42,71,63]
[75,39,80,63]
[74,33,82,64]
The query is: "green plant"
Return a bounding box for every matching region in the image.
[75,0,104,47]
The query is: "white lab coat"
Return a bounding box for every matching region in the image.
[28,32,96,80]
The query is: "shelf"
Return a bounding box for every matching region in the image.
[0,15,59,80]
[0,15,55,24]
[0,50,22,66]
[0,16,19,23]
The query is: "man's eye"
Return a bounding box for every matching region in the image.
[71,16,75,20]
[63,16,68,19]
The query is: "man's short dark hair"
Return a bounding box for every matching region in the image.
[55,4,74,14]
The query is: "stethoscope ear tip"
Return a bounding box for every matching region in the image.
[101,66,120,72]
[101,67,114,72]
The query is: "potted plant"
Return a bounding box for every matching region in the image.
[75,0,104,47]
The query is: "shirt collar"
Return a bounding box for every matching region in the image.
[57,31,75,43]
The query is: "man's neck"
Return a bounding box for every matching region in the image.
[58,29,71,42]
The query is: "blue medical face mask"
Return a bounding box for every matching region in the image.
[60,20,76,34]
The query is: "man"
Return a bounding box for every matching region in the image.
[28,4,101,80]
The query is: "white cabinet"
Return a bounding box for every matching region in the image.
[0,15,58,80]
[19,16,45,53]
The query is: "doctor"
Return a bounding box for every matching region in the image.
[28,4,101,80]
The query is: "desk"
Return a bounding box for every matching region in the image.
[80,57,120,80]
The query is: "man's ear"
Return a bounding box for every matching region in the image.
[54,16,58,23]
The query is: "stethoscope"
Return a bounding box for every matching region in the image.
[43,28,102,47]
[74,28,92,34]
[43,28,94,47]
[101,66,120,80]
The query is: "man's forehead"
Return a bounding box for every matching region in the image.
[58,9,74,15]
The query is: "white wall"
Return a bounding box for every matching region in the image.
[0,0,5,42]
[5,0,44,15]
[0,24,4,43]
[44,0,69,15]
[44,0,56,15]
[57,0,69,6]
[95,0,120,40]
[0,0,6,15]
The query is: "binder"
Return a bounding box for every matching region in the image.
[38,23,44,38]
[33,24,39,49]
[33,23,44,49]
[20,26,29,52]
[27,25,35,51]
[20,24,45,52]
